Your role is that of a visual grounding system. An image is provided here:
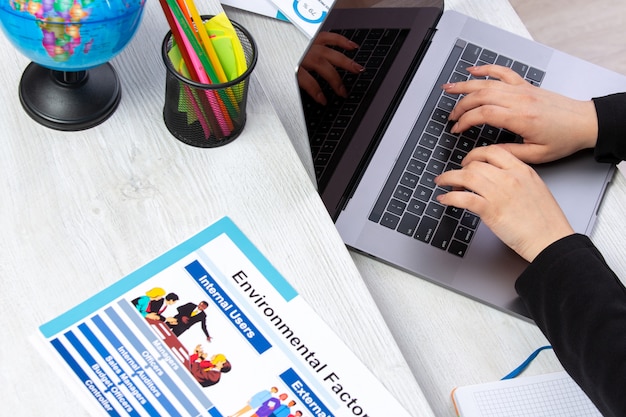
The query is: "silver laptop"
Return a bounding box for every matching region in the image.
[296,0,626,320]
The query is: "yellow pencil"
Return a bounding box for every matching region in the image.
[184,0,228,83]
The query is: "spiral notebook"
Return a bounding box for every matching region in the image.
[452,371,602,417]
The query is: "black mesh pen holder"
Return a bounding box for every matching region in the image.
[161,17,257,148]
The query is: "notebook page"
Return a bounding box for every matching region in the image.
[452,371,602,417]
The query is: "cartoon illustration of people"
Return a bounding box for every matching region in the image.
[132,288,179,323]
[168,301,212,341]
[188,345,231,387]
[229,386,279,417]
[268,400,297,417]
[154,292,179,322]
[251,393,288,417]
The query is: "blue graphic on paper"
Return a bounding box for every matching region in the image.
[292,0,327,23]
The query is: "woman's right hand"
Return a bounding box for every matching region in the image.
[442,65,599,164]
[435,145,575,262]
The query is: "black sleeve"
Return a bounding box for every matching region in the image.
[515,234,626,417]
[592,93,626,163]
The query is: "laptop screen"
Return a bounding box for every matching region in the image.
[296,0,444,219]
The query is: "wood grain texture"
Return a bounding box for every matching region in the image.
[510,0,626,75]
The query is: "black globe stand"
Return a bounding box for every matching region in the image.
[18,61,122,131]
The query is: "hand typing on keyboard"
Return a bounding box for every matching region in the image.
[297,31,365,105]
[434,145,574,262]
[443,64,599,164]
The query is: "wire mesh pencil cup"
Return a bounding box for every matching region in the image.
[161,17,257,147]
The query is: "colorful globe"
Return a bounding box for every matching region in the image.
[0,0,146,71]
[0,0,146,130]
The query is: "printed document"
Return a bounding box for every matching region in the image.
[35,217,412,417]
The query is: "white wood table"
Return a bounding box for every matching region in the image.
[1,1,624,416]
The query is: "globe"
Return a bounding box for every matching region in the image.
[0,0,146,130]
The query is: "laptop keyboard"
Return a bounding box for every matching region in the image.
[368,39,545,257]
[301,27,409,191]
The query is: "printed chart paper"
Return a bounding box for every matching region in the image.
[268,0,335,38]
[36,217,412,417]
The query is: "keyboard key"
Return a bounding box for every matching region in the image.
[511,61,529,78]
[394,184,412,202]
[406,158,426,175]
[445,161,462,172]
[415,216,438,243]
[407,198,426,216]
[397,212,420,236]
[449,71,469,84]
[425,121,444,137]
[444,120,456,134]
[448,240,469,257]
[479,49,497,64]
[414,146,432,162]
[432,108,450,124]
[387,198,406,216]
[432,187,448,201]
[461,43,482,64]
[380,212,400,229]
[451,149,467,164]
[431,215,458,250]
[379,28,400,45]
[445,206,463,219]
[425,201,445,219]
[495,55,514,68]
[315,153,331,167]
[461,212,480,229]
[366,28,384,39]
[349,28,368,45]
[455,225,474,243]
[400,172,419,188]
[419,172,437,188]
[320,141,338,153]
[463,125,481,139]
[526,67,545,83]
[327,129,343,141]
[433,146,452,162]
[477,138,493,147]
[420,132,439,149]
[414,185,433,202]
[437,95,457,112]
[481,125,499,141]
[458,137,476,152]
[426,159,445,175]
[455,60,472,75]
[439,133,457,149]
[359,39,378,52]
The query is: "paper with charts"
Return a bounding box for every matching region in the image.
[268,0,335,37]
[36,216,411,417]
